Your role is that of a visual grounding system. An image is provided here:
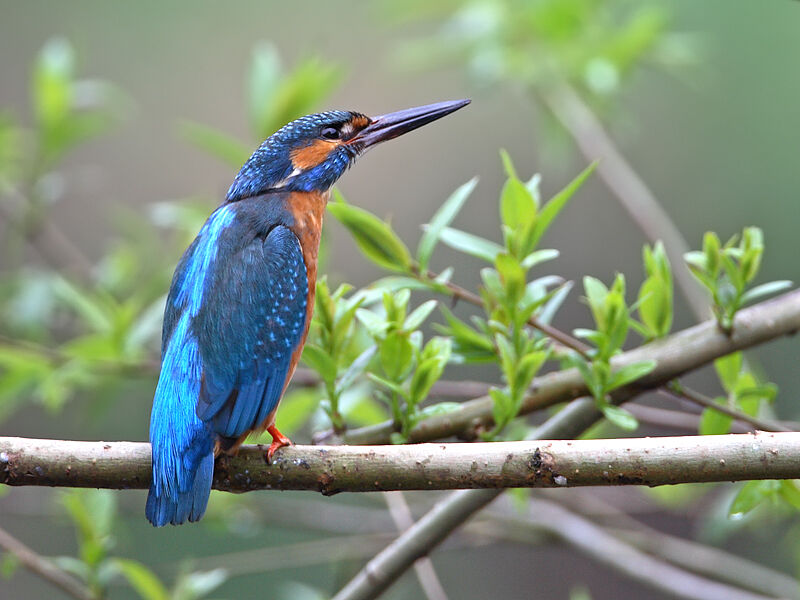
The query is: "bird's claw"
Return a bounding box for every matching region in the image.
[265,425,293,463]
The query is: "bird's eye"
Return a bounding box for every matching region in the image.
[321,127,340,140]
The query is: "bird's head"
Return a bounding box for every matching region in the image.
[226,99,470,202]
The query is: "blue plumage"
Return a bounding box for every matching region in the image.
[147,198,308,526]
[147,99,469,527]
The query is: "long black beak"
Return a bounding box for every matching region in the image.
[351,99,470,151]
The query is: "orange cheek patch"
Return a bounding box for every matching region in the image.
[290,139,338,170]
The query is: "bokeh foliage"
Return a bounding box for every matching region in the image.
[1,1,798,598]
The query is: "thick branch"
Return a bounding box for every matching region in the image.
[2,432,800,492]
[332,290,800,445]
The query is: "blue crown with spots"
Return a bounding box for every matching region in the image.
[226,110,362,201]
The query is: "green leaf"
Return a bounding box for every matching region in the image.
[379,332,414,380]
[370,276,432,293]
[500,176,536,232]
[480,267,504,299]
[417,402,461,419]
[520,249,559,270]
[720,254,744,295]
[356,308,390,338]
[404,300,438,332]
[684,251,707,274]
[435,306,494,362]
[714,352,742,393]
[367,373,406,398]
[699,405,733,435]
[328,199,412,272]
[499,148,519,179]
[495,254,526,304]
[538,280,573,325]
[778,481,800,512]
[583,276,608,329]
[638,275,672,338]
[607,360,656,391]
[702,232,721,279]
[336,345,376,396]
[495,334,516,384]
[112,559,169,600]
[179,121,250,168]
[601,404,639,431]
[729,480,780,517]
[248,43,342,139]
[173,568,228,600]
[409,337,451,403]
[34,37,73,129]
[489,387,512,426]
[270,388,320,437]
[0,552,19,579]
[435,226,504,263]
[740,227,764,283]
[52,278,113,332]
[739,280,793,306]
[514,350,548,394]
[417,177,478,272]
[573,328,607,349]
[301,344,337,382]
[248,42,283,138]
[529,162,596,249]
[341,392,388,427]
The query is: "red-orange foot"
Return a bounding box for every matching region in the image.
[265,425,293,463]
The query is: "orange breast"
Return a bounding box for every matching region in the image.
[284,190,329,389]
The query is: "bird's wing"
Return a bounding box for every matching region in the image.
[192,224,309,439]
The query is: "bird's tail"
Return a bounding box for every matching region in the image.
[146,330,215,527]
[146,430,214,526]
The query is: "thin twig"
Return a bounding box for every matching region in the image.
[626,403,752,433]
[548,492,799,599]
[515,498,777,600]
[0,524,93,600]
[663,383,793,433]
[384,492,449,600]
[608,528,798,598]
[1,187,95,284]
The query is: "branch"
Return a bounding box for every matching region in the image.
[539,81,709,320]
[0,188,95,284]
[384,492,449,600]
[513,498,778,600]
[329,388,787,600]
[549,492,799,598]
[661,384,793,432]
[327,289,800,445]
[6,433,796,492]
[0,525,93,600]
[627,404,751,433]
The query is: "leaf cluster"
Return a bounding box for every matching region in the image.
[685,228,791,332]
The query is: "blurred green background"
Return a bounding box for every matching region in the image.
[2,1,800,599]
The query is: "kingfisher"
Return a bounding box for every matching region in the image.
[146,99,470,526]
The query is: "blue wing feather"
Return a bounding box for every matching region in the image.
[147,200,307,527]
[194,224,308,439]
